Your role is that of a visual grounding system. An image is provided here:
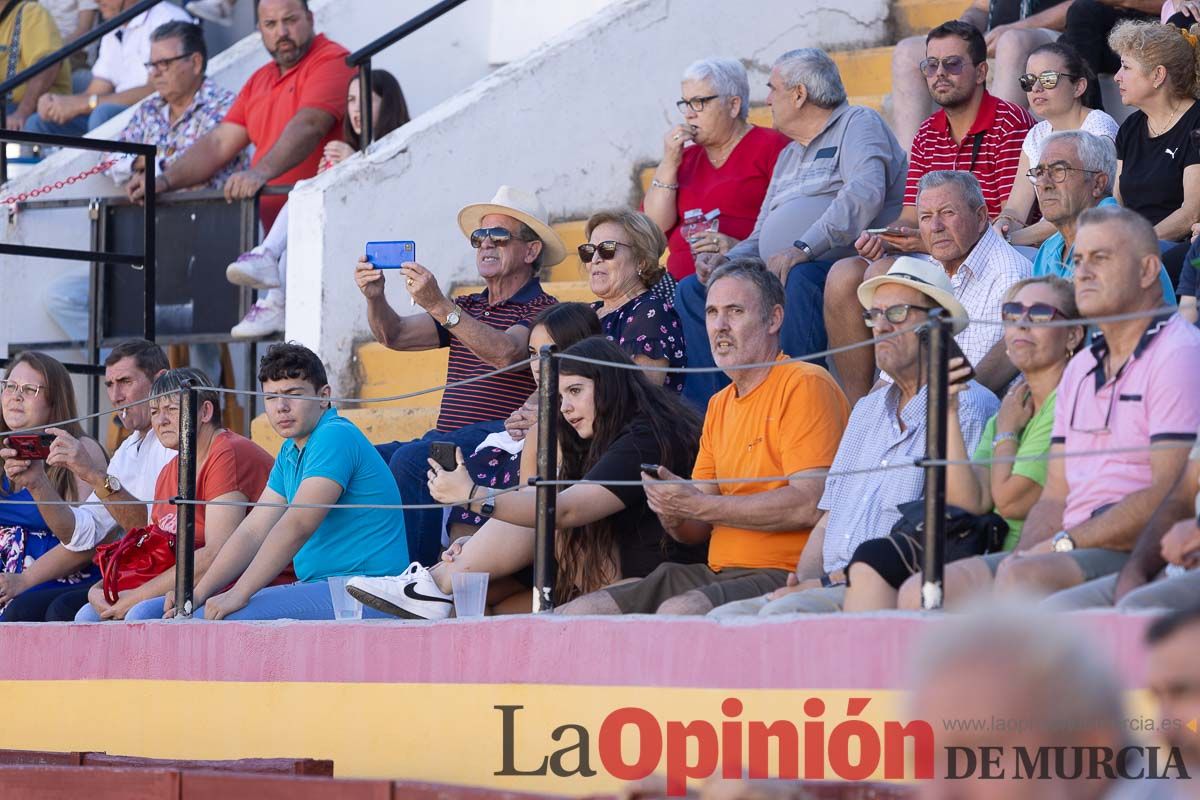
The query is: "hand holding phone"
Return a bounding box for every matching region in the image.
[429,441,459,472]
[6,434,54,460]
[864,227,903,236]
[640,463,662,479]
[365,240,416,270]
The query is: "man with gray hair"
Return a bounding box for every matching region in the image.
[1031,130,1176,305]
[557,257,853,616]
[673,47,907,408]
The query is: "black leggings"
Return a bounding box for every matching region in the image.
[0,581,94,621]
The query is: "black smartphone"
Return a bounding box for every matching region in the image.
[945,337,976,384]
[640,463,662,478]
[429,441,458,472]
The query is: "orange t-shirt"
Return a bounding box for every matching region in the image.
[152,430,274,549]
[695,359,850,571]
[223,34,354,229]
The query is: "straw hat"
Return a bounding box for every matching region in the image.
[456,185,567,266]
[857,256,969,335]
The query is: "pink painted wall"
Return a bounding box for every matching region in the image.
[0,611,1157,688]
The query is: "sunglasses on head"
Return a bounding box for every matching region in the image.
[1001,302,1067,323]
[469,227,527,248]
[578,241,632,261]
[919,56,969,77]
[862,303,934,328]
[1018,70,1079,92]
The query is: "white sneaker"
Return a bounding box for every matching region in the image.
[347,562,454,620]
[230,299,284,339]
[226,247,281,290]
[185,0,234,26]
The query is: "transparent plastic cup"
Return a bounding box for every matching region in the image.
[328,576,362,620]
[451,572,489,618]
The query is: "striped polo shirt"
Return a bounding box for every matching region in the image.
[434,278,557,432]
[904,91,1034,218]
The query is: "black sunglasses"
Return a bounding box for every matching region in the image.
[862,303,934,328]
[919,56,969,77]
[1018,70,1079,92]
[1001,301,1067,324]
[578,241,633,262]
[469,227,529,248]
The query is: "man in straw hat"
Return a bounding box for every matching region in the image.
[707,256,997,616]
[354,184,563,565]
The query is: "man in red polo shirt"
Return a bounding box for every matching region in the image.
[128,0,353,334]
[822,20,1034,403]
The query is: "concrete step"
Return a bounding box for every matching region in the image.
[832,46,893,98]
[895,0,967,38]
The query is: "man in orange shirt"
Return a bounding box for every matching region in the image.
[127,0,354,336]
[557,257,851,615]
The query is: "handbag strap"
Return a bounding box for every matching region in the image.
[3,2,29,85]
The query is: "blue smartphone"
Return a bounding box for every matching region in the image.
[365,240,416,269]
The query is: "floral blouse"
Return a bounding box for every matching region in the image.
[592,291,686,393]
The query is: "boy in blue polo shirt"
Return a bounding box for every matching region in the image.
[189,343,409,620]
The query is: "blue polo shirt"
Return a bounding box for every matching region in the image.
[1032,197,1176,304]
[266,408,409,581]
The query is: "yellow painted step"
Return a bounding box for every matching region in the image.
[895,0,969,37]
[252,406,440,456]
[832,46,893,99]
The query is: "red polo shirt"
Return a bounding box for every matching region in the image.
[904,91,1034,218]
[224,34,354,229]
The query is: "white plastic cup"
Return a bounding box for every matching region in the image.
[327,576,362,620]
[451,572,489,618]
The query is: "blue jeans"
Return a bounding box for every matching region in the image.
[376,420,504,566]
[194,579,394,621]
[676,260,834,410]
[23,103,127,136]
[75,594,169,621]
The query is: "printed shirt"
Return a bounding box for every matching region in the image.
[1051,314,1200,531]
[819,380,998,573]
[905,91,1035,217]
[104,77,248,186]
[434,278,558,431]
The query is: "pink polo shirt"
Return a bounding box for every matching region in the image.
[1051,314,1200,530]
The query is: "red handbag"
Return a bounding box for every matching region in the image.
[93,525,176,604]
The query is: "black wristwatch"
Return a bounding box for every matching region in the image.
[793,239,814,260]
[480,487,496,517]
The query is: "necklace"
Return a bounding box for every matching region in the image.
[708,123,751,168]
[1147,100,1184,138]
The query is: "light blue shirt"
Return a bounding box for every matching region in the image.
[267,408,409,581]
[1032,197,1177,304]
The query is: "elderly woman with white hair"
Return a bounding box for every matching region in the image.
[644,57,790,284]
[671,48,908,409]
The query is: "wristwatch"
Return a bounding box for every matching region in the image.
[792,239,814,260]
[87,94,99,111]
[98,474,122,498]
[443,305,463,329]
[480,487,496,517]
[1051,530,1076,552]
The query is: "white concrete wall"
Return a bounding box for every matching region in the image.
[487,0,617,65]
[0,0,493,363]
[287,0,889,393]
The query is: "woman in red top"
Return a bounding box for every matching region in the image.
[77,368,276,622]
[643,58,789,282]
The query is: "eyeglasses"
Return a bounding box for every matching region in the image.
[919,56,969,77]
[0,380,43,399]
[1026,163,1100,184]
[578,241,633,262]
[1018,70,1079,92]
[862,304,934,328]
[1001,302,1068,324]
[469,227,531,248]
[143,53,194,72]
[1068,367,1122,436]
[676,94,720,113]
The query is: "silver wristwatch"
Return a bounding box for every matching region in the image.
[443,305,463,329]
[1051,530,1076,552]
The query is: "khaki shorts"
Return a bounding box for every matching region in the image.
[981,547,1128,580]
[605,562,790,614]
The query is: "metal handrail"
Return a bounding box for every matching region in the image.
[0,0,169,182]
[344,0,470,147]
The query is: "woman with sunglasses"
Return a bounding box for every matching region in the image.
[347,337,708,618]
[582,209,686,393]
[843,276,1084,612]
[0,352,109,622]
[994,42,1117,248]
[1109,20,1200,286]
[643,58,789,282]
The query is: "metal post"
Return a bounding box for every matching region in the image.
[532,344,559,612]
[921,310,949,610]
[143,150,156,342]
[174,382,199,617]
[1,102,8,185]
[87,200,102,440]
[358,61,374,148]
